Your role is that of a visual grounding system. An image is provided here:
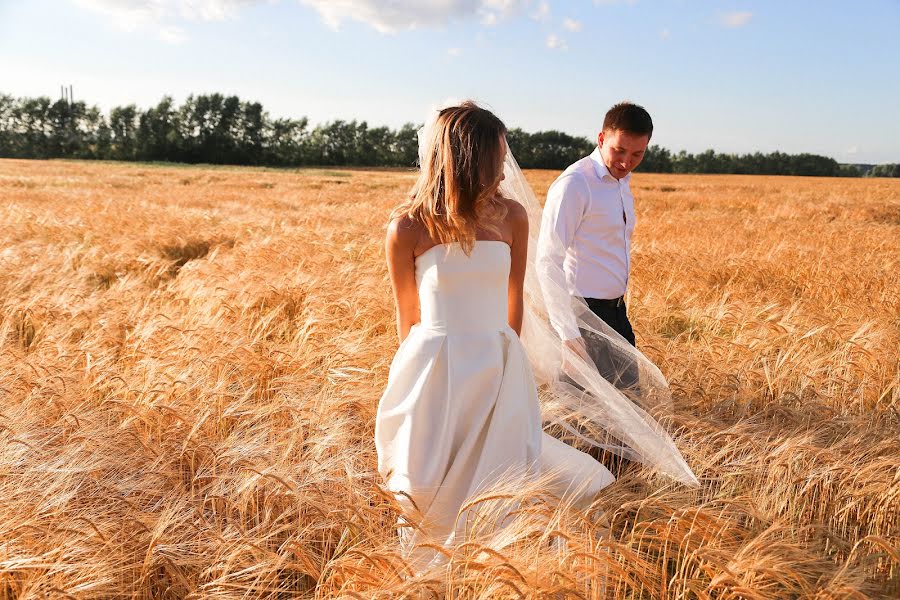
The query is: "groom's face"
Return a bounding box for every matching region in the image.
[598,129,650,179]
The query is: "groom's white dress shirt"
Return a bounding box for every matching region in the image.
[537,147,636,340]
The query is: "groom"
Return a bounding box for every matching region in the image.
[537,101,653,389]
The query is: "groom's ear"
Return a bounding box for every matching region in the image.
[597,131,605,148]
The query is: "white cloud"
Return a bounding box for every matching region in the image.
[480,11,498,26]
[846,145,860,156]
[179,0,261,21]
[73,0,165,31]
[562,17,582,32]
[298,0,530,34]
[73,0,568,38]
[447,47,463,57]
[72,0,259,41]
[659,28,669,40]
[720,11,753,28]
[73,0,257,28]
[545,34,567,51]
[531,1,549,21]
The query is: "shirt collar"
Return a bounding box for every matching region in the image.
[590,147,631,183]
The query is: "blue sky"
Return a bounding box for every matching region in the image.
[1,0,898,163]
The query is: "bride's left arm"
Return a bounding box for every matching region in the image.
[386,216,420,342]
[507,201,529,336]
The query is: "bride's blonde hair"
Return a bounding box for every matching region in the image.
[393,101,508,254]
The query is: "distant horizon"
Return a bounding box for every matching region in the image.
[2,1,898,163]
[3,87,895,167]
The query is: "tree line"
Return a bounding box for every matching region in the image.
[0,92,896,177]
[637,146,871,177]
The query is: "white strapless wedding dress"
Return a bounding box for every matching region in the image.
[375,241,614,566]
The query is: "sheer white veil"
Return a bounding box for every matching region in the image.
[418,104,699,487]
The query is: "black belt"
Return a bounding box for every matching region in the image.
[584,296,625,309]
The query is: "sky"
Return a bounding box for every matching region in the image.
[1,0,898,164]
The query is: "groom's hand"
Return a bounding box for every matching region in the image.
[562,336,592,376]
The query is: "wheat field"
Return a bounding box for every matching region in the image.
[0,158,897,598]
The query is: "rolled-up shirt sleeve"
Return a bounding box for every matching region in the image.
[537,173,588,340]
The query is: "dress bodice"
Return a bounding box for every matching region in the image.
[415,241,511,334]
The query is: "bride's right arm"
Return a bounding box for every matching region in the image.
[385,216,420,343]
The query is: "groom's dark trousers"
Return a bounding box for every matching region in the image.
[578,296,639,391]
[569,295,639,477]
[582,296,636,346]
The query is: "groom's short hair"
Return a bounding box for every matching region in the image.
[603,102,653,139]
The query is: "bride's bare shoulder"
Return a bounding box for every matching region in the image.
[499,196,528,231]
[386,213,423,251]
[500,196,526,217]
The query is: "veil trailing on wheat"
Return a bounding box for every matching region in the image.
[417,107,699,487]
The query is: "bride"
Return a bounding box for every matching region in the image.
[375,101,697,568]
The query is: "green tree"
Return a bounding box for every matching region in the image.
[638,145,673,173]
[266,116,309,165]
[108,104,139,160]
[0,94,19,156]
[507,129,593,170]
[1,91,886,175]
[392,123,419,167]
[868,163,900,177]
[137,96,179,161]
